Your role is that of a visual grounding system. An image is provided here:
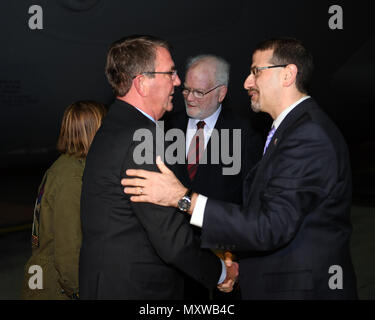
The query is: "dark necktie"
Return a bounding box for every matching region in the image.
[187,120,206,181]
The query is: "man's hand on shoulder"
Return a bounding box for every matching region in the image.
[122,156,187,208]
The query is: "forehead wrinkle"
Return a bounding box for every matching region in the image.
[186,66,215,91]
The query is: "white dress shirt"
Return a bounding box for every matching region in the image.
[190,96,311,228]
[185,105,222,157]
[185,105,227,283]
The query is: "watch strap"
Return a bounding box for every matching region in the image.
[184,188,193,199]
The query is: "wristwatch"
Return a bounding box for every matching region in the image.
[177,188,193,212]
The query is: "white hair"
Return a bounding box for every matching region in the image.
[186,54,230,86]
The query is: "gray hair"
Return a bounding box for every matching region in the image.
[186,54,230,86]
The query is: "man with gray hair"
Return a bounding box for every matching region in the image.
[122,38,358,299]
[165,54,262,299]
[79,37,238,299]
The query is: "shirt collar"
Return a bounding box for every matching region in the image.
[272,96,311,130]
[134,107,156,123]
[188,105,222,130]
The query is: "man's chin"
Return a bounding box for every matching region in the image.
[186,107,198,118]
[251,102,261,113]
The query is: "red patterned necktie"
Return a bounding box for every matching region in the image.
[187,120,206,181]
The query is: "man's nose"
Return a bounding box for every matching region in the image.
[244,74,254,90]
[173,74,181,86]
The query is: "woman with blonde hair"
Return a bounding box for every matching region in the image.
[21,101,106,300]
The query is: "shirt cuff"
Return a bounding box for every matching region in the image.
[218,259,226,284]
[190,194,207,228]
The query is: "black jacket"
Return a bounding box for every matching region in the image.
[201,98,358,299]
[166,108,263,205]
[79,99,221,299]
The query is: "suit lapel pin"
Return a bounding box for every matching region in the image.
[274,138,278,145]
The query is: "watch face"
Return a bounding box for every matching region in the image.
[178,197,191,211]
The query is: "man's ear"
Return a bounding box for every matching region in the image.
[133,75,149,97]
[283,64,298,87]
[218,85,228,103]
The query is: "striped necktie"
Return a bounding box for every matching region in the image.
[263,126,276,155]
[187,121,206,180]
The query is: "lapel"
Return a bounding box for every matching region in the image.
[262,97,315,162]
[246,98,316,189]
[108,98,156,129]
[182,111,225,155]
[168,113,190,185]
[177,110,225,183]
[203,109,225,165]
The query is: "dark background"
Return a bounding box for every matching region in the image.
[0,0,374,300]
[0,0,374,218]
[0,1,374,205]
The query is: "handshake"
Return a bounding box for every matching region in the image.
[217,252,239,293]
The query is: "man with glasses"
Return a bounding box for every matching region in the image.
[165,54,262,299]
[122,38,358,299]
[79,35,238,299]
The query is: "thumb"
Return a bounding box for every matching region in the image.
[156,156,172,174]
[224,251,233,267]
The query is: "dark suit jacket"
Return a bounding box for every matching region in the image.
[200,98,358,299]
[166,108,263,205]
[165,107,262,299]
[79,99,221,299]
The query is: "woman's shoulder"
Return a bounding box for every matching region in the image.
[48,154,85,180]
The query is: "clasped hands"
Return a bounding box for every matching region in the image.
[218,252,239,293]
[121,157,239,293]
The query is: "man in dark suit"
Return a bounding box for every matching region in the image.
[122,38,358,299]
[167,55,262,206]
[79,35,238,299]
[165,55,262,299]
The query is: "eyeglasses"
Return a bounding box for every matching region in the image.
[250,64,287,77]
[133,70,178,80]
[182,84,224,99]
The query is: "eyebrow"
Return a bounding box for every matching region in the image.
[183,84,204,91]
